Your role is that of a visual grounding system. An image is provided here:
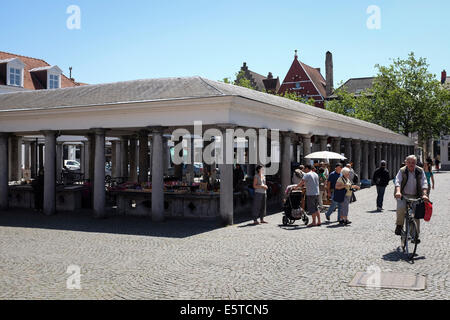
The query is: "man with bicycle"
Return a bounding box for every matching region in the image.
[394,155,429,243]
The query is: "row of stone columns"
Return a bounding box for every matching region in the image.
[283,133,414,181]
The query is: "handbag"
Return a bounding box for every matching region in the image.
[424,201,433,222]
[333,188,346,203]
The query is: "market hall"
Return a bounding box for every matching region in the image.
[0,77,414,225]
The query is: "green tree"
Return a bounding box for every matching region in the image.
[371,52,450,140]
[326,52,450,141]
[325,83,373,121]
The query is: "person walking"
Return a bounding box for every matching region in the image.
[252,165,268,225]
[295,164,321,227]
[325,163,343,221]
[394,155,429,242]
[423,162,435,197]
[372,160,390,211]
[335,167,360,225]
[318,167,327,211]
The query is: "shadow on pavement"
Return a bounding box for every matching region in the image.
[0,206,282,239]
[382,247,426,264]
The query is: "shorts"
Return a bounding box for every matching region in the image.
[306,195,319,215]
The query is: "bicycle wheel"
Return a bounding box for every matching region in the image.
[407,219,419,260]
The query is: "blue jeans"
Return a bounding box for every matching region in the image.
[376,185,386,209]
[326,192,341,220]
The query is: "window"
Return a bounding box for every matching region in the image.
[49,74,60,89]
[9,67,22,86]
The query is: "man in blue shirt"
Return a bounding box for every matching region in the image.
[325,163,343,221]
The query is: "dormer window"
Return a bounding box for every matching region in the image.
[0,57,25,87]
[30,65,62,89]
[49,74,60,89]
[9,67,22,86]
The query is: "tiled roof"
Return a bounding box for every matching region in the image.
[0,76,411,139]
[300,61,327,98]
[336,77,375,96]
[0,51,85,90]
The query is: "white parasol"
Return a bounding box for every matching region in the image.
[304,151,347,160]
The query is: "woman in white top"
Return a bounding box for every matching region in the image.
[252,165,268,225]
[335,167,360,225]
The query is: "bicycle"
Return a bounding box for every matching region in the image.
[400,197,422,260]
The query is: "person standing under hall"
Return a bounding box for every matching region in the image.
[325,163,343,222]
[252,165,268,225]
[295,164,321,227]
[372,160,390,211]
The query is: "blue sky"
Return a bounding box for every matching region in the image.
[1,0,448,86]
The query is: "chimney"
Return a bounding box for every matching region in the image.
[325,51,333,97]
[294,49,298,60]
[442,70,447,84]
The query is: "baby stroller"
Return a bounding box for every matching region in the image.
[282,185,309,226]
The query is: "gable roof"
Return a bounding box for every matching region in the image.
[0,51,85,89]
[299,61,327,98]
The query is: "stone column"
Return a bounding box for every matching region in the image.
[369,142,376,178]
[331,137,341,167]
[163,137,169,175]
[219,128,233,226]
[302,134,312,164]
[332,137,341,155]
[138,130,149,183]
[376,143,382,168]
[129,135,138,183]
[43,131,56,215]
[319,136,328,151]
[281,133,292,194]
[382,143,388,165]
[80,142,86,178]
[0,133,9,210]
[392,144,398,174]
[352,140,361,178]
[121,137,129,179]
[24,141,31,170]
[344,138,352,163]
[361,141,369,180]
[31,141,37,178]
[93,129,106,218]
[151,128,164,222]
[9,136,20,181]
[56,142,63,183]
[387,144,393,178]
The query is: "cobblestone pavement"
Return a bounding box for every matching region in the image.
[0,171,449,300]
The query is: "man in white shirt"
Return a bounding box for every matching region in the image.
[394,155,429,241]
